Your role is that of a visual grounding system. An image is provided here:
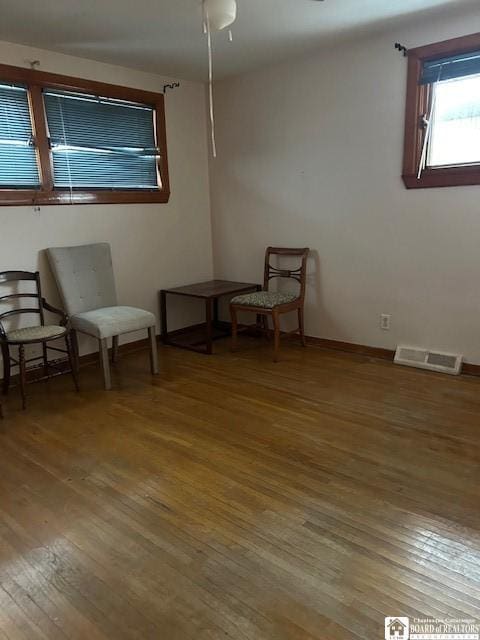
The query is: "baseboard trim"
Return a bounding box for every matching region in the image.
[2,335,156,387]
[304,335,480,378]
[305,336,395,362]
[459,363,480,377]
[169,323,480,378]
[4,328,480,382]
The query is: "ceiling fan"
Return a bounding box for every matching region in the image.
[203,0,325,31]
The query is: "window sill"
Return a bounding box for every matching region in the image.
[402,166,480,189]
[0,189,171,206]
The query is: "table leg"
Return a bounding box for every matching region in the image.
[205,298,213,355]
[160,290,168,344]
[213,297,219,327]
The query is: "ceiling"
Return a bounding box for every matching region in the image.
[0,0,476,81]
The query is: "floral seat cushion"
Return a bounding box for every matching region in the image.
[231,291,298,309]
[6,324,67,343]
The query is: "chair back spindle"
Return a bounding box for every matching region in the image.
[0,271,45,338]
[263,247,309,301]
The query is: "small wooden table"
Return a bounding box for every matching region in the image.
[160,280,261,354]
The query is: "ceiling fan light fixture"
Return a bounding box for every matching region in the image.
[203,0,237,31]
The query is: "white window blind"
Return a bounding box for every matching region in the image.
[44,90,160,190]
[0,83,40,188]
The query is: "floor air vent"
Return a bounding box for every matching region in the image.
[394,346,462,375]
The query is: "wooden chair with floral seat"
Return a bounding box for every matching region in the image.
[230,247,310,362]
[0,270,79,411]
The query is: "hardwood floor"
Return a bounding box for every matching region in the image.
[0,337,479,639]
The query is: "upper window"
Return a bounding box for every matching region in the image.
[402,33,480,189]
[428,73,480,168]
[0,63,169,205]
[0,83,40,188]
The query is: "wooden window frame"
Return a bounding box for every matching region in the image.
[0,63,170,205]
[402,32,480,189]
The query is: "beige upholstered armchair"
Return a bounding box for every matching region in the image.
[47,243,158,390]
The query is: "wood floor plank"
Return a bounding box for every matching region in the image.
[0,338,479,639]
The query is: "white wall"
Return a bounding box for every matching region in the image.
[0,40,213,359]
[209,6,480,364]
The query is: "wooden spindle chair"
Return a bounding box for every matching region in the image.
[0,271,79,412]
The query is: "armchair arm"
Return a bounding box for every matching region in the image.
[41,298,69,327]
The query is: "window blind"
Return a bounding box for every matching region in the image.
[43,90,160,190]
[420,49,480,85]
[0,84,40,188]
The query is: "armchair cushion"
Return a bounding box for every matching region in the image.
[71,306,155,339]
[6,325,67,343]
[230,291,298,309]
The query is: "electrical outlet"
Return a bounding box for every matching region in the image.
[380,314,391,331]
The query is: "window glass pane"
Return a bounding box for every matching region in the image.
[44,90,159,189]
[428,74,480,167]
[0,83,40,188]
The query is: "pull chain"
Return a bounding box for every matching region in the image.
[202,0,236,158]
[206,15,217,158]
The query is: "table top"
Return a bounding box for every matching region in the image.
[162,279,259,299]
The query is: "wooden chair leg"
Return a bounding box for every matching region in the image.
[298,306,306,347]
[99,338,112,390]
[1,342,10,395]
[66,335,80,392]
[148,327,159,375]
[42,342,49,378]
[70,330,80,374]
[111,335,119,364]
[272,311,281,363]
[18,344,27,410]
[230,306,238,352]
